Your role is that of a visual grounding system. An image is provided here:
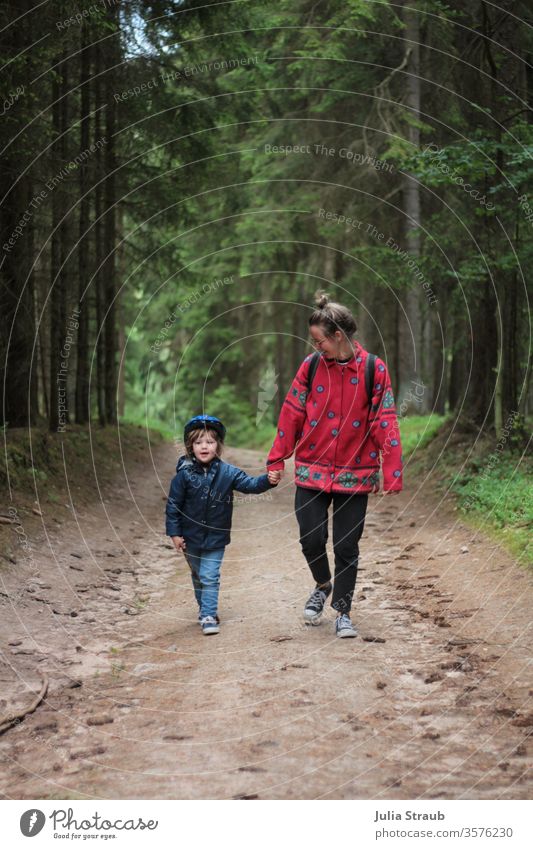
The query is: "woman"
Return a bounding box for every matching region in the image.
[266,292,403,638]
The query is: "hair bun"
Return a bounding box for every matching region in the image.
[309,291,357,336]
[315,290,330,309]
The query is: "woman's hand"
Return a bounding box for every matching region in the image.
[171,536,186,552]
[268,470,282,485]
[371,475,399,495]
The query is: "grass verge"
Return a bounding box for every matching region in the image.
[407,416,532,567]
[399,413,448,456]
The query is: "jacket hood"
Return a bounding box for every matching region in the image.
[176,454,190,473]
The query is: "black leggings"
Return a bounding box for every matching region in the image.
[294,486,368,614]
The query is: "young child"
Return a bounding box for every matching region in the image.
[166,415,280,634]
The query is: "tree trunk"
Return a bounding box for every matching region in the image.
[0,0,38,428]
[93,43,106,427]
[494,304,504,439]
[117,206,126,419]
[0,176,38,426]
[49,55,69,432]
[274,283,288,422]
[102,1,120,425]
[448,308,466,415]
[37,284,49,422]
[397,1,424,411]
[430,283,447,415]
[465,279,497,428]
[76,23,91,424]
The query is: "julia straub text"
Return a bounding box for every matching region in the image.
[374,810,445,822]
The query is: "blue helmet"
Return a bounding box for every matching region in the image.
[183,415,226,441]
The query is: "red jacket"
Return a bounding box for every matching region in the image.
[266,343,403,493]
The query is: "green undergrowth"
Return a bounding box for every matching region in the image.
[1,423,165,510]
[399,414,448,456]
[119,413,176,441]
[122,409,276,452]
[126,411,450,462]
[409,417,532,566]
[450,454,532,565]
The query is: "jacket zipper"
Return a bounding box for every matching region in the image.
[203,465,209,531]
[331,365,345,489]
[202,461,221,536]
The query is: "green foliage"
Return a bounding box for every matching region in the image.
[0,424,164,503]
[197,380,277,450]
[399,414,448,456]
[408,415,533,566]
[110,0,532,447]
[120,413,175,442]
[453,455,532,565]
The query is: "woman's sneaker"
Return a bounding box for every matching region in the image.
[201,616,220,635]
[335,614,357,638]
[304,584,332,624]
[198,611,220,625]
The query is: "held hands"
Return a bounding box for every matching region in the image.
[370,474,400,495]
[267,470,282,485]
[171,536,186,552]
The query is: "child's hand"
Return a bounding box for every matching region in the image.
[171,536,186,552]
[268,470,281,485]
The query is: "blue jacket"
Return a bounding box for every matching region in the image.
[165,455,274,549]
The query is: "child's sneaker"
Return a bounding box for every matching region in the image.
[303,583,332,624]
[201,615,220,635]
[335,613,357,638]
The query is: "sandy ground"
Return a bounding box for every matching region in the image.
[0,441,531,800]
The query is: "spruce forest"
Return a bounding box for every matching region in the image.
[2,0,531,444]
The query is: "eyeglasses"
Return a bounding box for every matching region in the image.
[309,336,328,348]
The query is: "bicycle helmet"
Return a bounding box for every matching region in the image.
[183,415,226,441]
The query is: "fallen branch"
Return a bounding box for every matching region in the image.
[0,674,49,735]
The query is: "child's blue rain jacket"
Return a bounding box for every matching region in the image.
[165,455,273,549]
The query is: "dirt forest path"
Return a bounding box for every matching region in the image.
[0,440,531,801]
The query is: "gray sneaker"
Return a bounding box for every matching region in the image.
[198,610,220,625]
[335,613,357,638]
[201,615,220,635]
[304,584,332,624]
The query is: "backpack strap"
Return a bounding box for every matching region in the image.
[306,351,321,393]
[307,350,377,412]
[365,353,378,411]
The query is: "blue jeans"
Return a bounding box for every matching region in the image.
[184,547,225,619]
